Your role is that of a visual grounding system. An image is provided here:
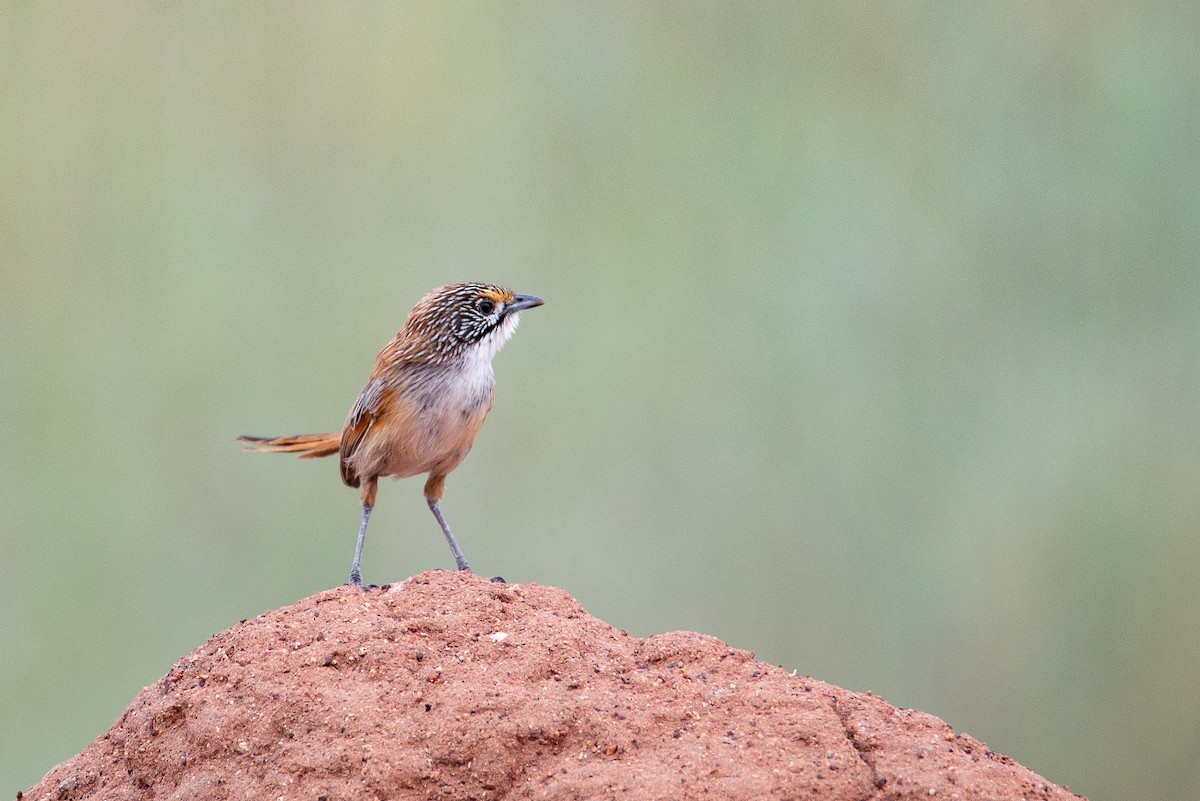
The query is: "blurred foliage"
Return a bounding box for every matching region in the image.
[3,4,1198,799]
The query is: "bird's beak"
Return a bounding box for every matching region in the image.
[506,294,545,314]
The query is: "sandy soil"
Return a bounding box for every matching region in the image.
[23,571,1084,800]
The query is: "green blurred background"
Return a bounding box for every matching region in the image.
[3,3,1198,799]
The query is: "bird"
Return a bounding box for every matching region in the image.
[239,282,543,588]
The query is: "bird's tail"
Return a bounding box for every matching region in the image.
[237,433,341,459]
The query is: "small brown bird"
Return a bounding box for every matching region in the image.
[239,282,543,587]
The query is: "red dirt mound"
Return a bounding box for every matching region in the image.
[23,571,1083,800]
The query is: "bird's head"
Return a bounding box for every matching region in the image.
[399,283,544,364]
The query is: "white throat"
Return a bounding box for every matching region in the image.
[460,312,521,379]
[482,312,521,361]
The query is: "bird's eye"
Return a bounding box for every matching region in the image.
[475,298,496,315]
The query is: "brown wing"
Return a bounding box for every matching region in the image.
[339,376,386,488]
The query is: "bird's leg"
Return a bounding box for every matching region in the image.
[425,475,472,572]
[348,504,372,587]
[348,479,378,588]
[428,498,472,572]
